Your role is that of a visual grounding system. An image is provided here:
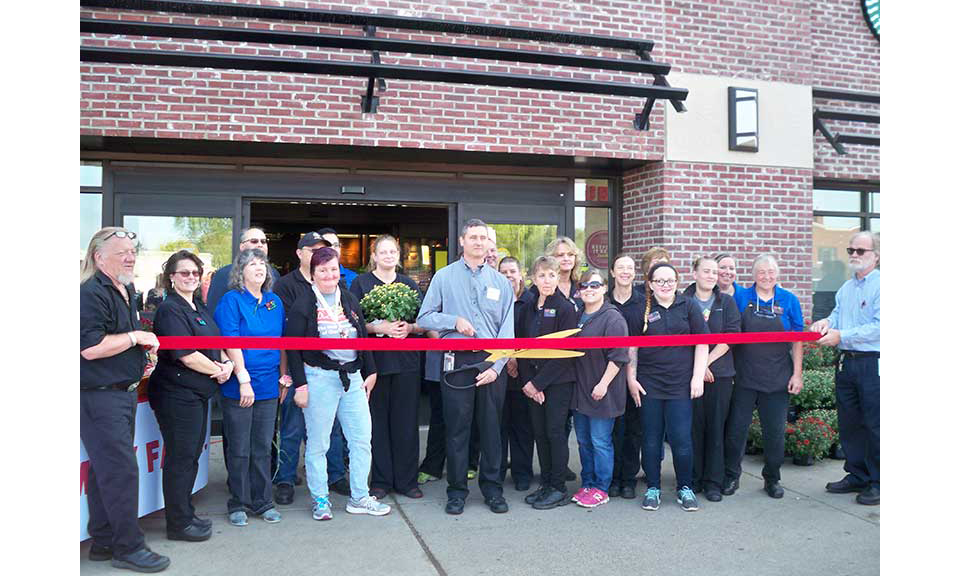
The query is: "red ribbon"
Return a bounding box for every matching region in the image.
[157,331,819,351]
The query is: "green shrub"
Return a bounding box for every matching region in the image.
[802,342,839,371]
[792,369,835,411]
[804,408,838,433]
[785,415,837,460]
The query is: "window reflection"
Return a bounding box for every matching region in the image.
[488,224,558,283]
[79,193,103,267]
[811,216,859,320]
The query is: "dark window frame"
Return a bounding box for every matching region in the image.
[813,179,879,231]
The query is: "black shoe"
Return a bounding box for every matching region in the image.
[764,481,784,499]
[705,490,723,502]
[445,497,465,515]
[329,478,351,496]
[621,485,637,499]
[370,487,389,500]
[692,483,703,494]
[275,483,294,505]
[826,476,869,494]
[89,543,113,562]
[532,488,572,510]
[111,547,171,573]
[721,478,739,496]
[856,486,880,506]
[515,478,531,492]
[564,467,577,482]
[524,485,549,505]
[191,515,212,529]
[484,495,509,514]
[166,523,212,542]
[608,483,621,498]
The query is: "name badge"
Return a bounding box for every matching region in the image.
[486,287,501,301]
[773,305,783,315]
[443,352,455,372]
[544,308,556,318]
[647,311,661,323]
[195,317,207,326]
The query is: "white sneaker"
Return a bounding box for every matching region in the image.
[346,495,391,516]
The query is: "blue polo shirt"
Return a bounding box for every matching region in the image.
[214,288,284,400]
[734,284,804,332]
[340,265,357,289]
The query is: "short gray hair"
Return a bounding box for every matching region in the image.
[228,248,273,292]
[752,253,779,275]
[460,218,488,238]
[239,227,265,246]
[851,231,880,257]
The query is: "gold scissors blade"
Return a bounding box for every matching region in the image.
[536,328,581,339]
[483,328,583,361]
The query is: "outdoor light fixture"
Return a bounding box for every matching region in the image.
[728,87,759,152]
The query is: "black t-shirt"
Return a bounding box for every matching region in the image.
[80,271,147,389]
[349,271,422,376]
[273,268,313,320]
[150,292,222,399]
[628,292,709,400]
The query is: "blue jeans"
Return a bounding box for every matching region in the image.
[572,411,615,492]
[641,397,694,491]
[275,380,345,486]
[301,366,372,501]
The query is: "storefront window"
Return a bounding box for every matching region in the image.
[488,224,558,282]
[80,161,102,188]
[574,179,610,203]
[79,193,102,266]
[575,207,610,280]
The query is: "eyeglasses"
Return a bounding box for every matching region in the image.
[104,230,137,241]
[579,281,604,290]
[174,270,202,278]
[243,238,268,246]
[650,278,677,287]
[846,247,874,256]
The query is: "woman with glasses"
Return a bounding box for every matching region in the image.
[723,254,805,499]
[150,250,239,542]
[681,257,741,502]
[630,262,709,512]
[213,248,286,526]
[285,246,391,521]
[569,269,629,509]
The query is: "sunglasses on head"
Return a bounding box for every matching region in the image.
[105,230,137,241]
[579,280,604,290]
[846,247,874,256]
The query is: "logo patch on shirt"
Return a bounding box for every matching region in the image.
[265,299,277,311]
[773,305,783,315]
[647,311,661,323]
[702,309,711,322]
[544,308,556,318]
[195,317,207,326]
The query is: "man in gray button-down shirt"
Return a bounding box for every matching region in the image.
[418,219,515,514]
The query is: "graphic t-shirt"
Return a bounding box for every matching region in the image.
[316,290,358,364]
[694,293,715,323]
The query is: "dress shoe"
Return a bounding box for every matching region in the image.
[621,485,637,499]
[515,478,531,492]
[721,478,739,496]
[826,476,869,494]
[275,483,295,505]
[856,486,880,506]
[484,495,509,514]
[445,497,465,515]
[608,483,621,498]
[89,543,113,561]
[192,515,212,529]
[525,485,549,505]
[329,478,351,496]
[692,483,703,494]
[533,488,572,510]
[564,467,577,482]
[705,490,723,502]
[370,487,389,500]
[764,481,784,499]
[166,523,212,542]
[111,547,171,573]
[402,487,424,499]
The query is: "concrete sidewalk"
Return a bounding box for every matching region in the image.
[80,430,879,575]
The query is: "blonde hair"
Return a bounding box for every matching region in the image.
[367,234,401,272]
[80,227,129,284]
[640,246,670,277]
[545,236,583,286]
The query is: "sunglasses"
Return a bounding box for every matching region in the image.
[105,230,137,241]
[174,270,202,278]
[579,280,605,290]
[244,238,268,246]
[846,247,874,256]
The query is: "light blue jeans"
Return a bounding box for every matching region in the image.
[302,365,372,502]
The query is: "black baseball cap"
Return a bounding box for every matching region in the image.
[298,232,329,249]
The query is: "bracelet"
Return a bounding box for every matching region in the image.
[237,368,251,385]
[128,332,138,347]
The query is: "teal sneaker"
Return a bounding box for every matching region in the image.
[641,488,661,511]
[312,497,333,521]
[677,486,700,511]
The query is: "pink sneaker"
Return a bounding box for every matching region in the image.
[571,487,590,505]
[579,488,609,508]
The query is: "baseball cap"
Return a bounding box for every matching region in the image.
[298,231,328,249]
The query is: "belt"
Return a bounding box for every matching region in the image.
[839,350,879,358]
[85,381,140,392]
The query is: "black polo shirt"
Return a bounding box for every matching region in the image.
[274,268,349,322]
[349,271,423,376]
[150,292,221,399]
[80,270,147,389]
[629,292,709,400]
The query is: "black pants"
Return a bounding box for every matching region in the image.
[836,353,880,488]
[442,352,507,499]
[150,389,209,532]
[370,371,421,493]
[692,376,734,491]
[529,381,574,492]
[724,386,788,484]
[611,400,643,489]
[80,389,145,556]
[420,378,446,478]
[500,389,534,484]
[221,395,277,515]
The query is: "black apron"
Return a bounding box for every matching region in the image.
[735,300,792,393]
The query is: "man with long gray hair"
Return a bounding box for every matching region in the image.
[811,231,880,506]
[80,227,170,572]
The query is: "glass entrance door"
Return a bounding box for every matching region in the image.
[459,202,566,279]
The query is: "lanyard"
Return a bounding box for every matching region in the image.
[312,286,349,338]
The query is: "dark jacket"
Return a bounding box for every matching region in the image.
[571,302,629,419]
[682,283,741,378]
[285,288,376,389]
[149,292,221,399]
[515,286,578,391]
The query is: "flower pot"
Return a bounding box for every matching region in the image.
[786,405,799,423]
[792,454,814,466]
[829,443,845,460]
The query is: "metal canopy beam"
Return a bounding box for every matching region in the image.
[815,109,880,124]
[80,19,673,75]
[80,47,689,101]
[79,0,655,52]
[812,88,880,104]
[835,135,880,146]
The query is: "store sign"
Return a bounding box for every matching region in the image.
[79,401,210,541]
[585,230,609,269]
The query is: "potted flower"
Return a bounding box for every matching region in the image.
[785,415,837,465]
[746,410,763,455]
[792,369,836,412]
[805,408,844,459]
[359,282,421,327]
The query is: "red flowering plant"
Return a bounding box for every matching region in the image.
[785,416,837,460]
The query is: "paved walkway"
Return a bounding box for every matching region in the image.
[80,431,879,575]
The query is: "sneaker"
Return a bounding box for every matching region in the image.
[417,472,439,484]
[467,469,478,480]
[346,495,392,516]
[571,487,590,504]
[524,485,549,505]
[578,488,609,508]
[229,510,248,526]
[312,497,333,521]
[641,488,661,511]
[262,508,282,523]
[677,486,700,511]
